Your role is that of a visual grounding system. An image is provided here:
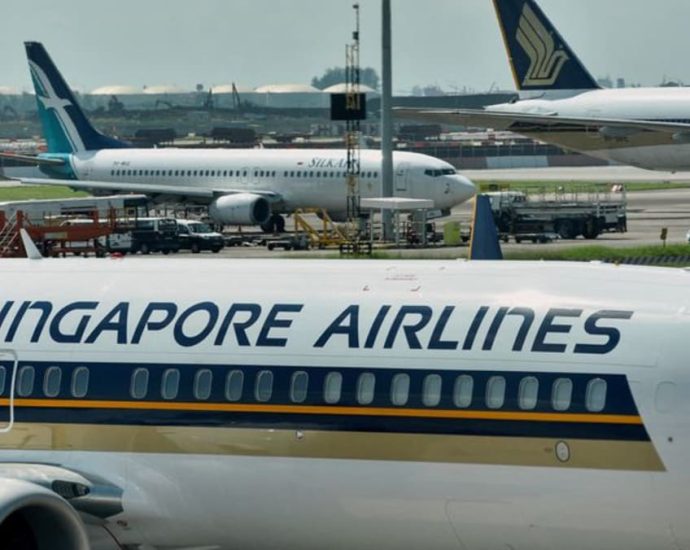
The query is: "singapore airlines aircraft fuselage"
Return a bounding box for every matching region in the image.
[1,258,690,549]
[488,88,690,170]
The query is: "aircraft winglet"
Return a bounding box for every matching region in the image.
[469,195,503,260]
[20,229,43,260]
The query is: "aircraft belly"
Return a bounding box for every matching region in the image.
[55,452,678,550]
[522,130,690,170]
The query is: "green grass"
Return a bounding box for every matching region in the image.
[0,186,89,201]
[504,243,690,262]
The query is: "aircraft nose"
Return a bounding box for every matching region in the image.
[452,174,477,203]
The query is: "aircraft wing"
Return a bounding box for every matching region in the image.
[395,108,690,135]
[17,177,282,202]
[0,152,65,166]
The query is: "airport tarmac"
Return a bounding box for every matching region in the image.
[155,186,690,259]
[463,165,690,183]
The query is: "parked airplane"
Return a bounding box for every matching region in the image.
[397,0,690,172]
[7,42,475,231]
[0,249,689,549]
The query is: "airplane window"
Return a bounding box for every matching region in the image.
[243,170,247,177]
[297,172,302,178]
[453,375,473,408]
[552,378,573,411]
[518,377,539,410]
[229,171,234,177]
[168,170,173,176]
[422,374,442,407]
[309,171,314,178]
[161,369,180,400]
[486,376,506,409]
[110,170,114,176]
[374,172,379,178]
[290,171,295,178]
[254,171,258,177]
[0,366,5,394]
[255,370,273,402]
[390,373,410,406]
[210,171,215,177]
[186,170,191,176]
[290,371,309,403]
[17,366,35,397]
[131,368,149,399]
[585,378,607,412]
[316,171,321,178]
[194,369,213,401]
[323,372,342,404]
[43,366,62,398]
[225,370,244,402]
[71,367,89,398]
[356,373,375,405]
[223,170,228,177]
[272,171,276,177]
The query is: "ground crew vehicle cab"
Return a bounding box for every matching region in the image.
[176,219,225,253]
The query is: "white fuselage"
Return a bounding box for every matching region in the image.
[58,148,476,217]
[1,258,690,549]
[490,87,690,170]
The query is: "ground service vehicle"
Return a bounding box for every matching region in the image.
[176,219,224,253]
[487,191,626,240]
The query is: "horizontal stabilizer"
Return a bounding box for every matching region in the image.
[0,152,65,167]
[395,107,690,135]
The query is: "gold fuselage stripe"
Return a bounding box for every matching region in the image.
[0,398,643,425]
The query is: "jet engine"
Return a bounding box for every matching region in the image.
[208,193,271,226]
[0,479,89,550]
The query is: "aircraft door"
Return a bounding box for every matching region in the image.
[0,350,18,433]
[395,162,410,193]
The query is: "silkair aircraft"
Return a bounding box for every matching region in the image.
[10,42,475,231]
[0,248,688,549]
[398,0,690,172]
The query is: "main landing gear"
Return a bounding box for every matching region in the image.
[261,214,286,234]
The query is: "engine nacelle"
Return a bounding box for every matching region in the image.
[0,479,89,550]
[209,193,271,226]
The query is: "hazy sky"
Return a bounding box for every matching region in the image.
[3,0,689,94]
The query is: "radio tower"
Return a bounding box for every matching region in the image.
[345,3,362,240]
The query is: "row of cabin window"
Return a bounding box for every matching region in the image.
[150,369,607,413]
[5,366,608,413]
[110,169,379,179]
[3,366,90,399]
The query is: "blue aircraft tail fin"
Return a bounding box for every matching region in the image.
[469,195,503,261]
[25,42,129,154]
[492,0,599,91]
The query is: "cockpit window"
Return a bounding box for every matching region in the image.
[424,168,456,177]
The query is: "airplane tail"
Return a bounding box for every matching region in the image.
[25,42,129,154]
[492,0,599,92]
[469,195,503,261]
